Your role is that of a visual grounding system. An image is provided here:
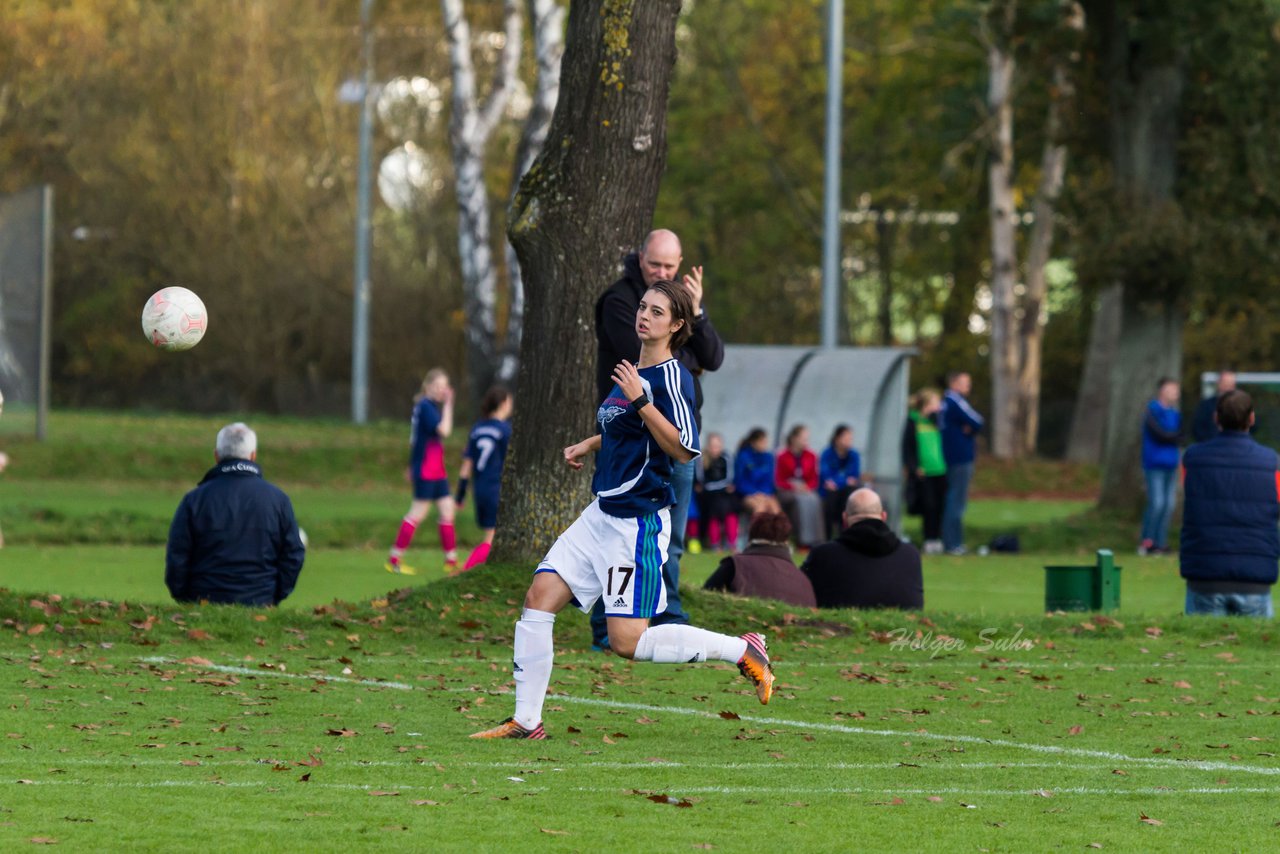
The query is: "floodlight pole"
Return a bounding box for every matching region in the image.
[820,0,844,349]
[351,0,376,424]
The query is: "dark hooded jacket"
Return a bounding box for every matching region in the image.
[800,518,923,609]
[594,252,725,427]
[165,459,306,606]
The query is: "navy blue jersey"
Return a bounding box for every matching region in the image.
[463,417,512,489]
[594,358,700,517]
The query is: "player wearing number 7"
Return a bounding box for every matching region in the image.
[452,385,514,572]
[471,279,775,740]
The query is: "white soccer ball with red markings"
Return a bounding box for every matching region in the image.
[142,286,208,351]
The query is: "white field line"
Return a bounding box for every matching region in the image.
[10,779,1280,797]
[0,757,1216,774]
[135,657,1280,779]
[133,656,1280,671]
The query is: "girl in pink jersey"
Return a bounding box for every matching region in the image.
[385,368,458,574]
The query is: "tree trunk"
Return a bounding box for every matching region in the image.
[1095,2,1186,511]
[1097,299,1182,511]
[443,0,522,401]
[1015,61,1072,457]
[498,0,565,386]
[493,0,682,563]
[986,3,1018,460]
[1065,283,1121,463]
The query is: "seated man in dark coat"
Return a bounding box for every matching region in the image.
[801,488,923,610]
[703,511,816,607]
[166,422,306,606]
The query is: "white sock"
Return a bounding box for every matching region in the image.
[632,624,749,664]
[512,608,556,730]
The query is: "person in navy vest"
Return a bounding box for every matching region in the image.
[1140,378,1182,556]
[1180,390,1279,617]
[939,371,984,555]
[166,423,306,606]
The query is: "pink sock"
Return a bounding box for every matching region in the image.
[439,521,456,553]
[390,516,419,560]
[687,518,700,539]
[707,519,722,548]
[464,542,491,570]
[726,514,740,546]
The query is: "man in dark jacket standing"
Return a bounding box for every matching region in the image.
[591,229,725,646]
[166,422,306,606]
[801,488,924,610]
[1180,390,1279,617]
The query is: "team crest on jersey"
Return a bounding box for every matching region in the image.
[597,403,627,426]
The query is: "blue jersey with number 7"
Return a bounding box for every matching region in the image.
[463,418,512,489]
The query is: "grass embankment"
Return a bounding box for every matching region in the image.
[3,574,1279,850]
[2,410,1274,849]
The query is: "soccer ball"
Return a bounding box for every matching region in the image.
[142,286,208,351]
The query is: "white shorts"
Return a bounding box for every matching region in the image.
[537,499,669,618]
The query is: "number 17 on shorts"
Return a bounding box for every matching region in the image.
[604,565,637,613]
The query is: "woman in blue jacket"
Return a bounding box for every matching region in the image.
[1140,378,1183,555]
[734,427,782,518]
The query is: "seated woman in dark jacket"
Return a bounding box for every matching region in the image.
[704,512,816,608]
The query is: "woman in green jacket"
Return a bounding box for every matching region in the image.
[902,389,949,555]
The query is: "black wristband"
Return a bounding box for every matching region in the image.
[631,392,651,411]
[454,477,469,504]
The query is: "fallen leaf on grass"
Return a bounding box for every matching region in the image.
[539,828,569,835]
[178,657,213,666]
[296,754,323,767]
[179,760,201,767]
[1139,813,1163,826]
[368,790,399,797]
[718,711,741,720]
[29,837,58,844]
[1033,789,1054,798]
[647,794,694,808]
[298,773,311,782]
[325,728,357,737]
[1067,725,1083,736]
[186,629,212,641]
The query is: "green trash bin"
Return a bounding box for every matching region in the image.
[1045,549,1122,612]
[1045,564,1097,611]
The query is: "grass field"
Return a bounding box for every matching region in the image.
[1,410,1276,849]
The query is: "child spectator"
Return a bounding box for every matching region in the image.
[734,428,782,519]
[776,424,825,549]
[695,432,738,552]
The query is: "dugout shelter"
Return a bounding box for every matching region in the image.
[699,346,915,532]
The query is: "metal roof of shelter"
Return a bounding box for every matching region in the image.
[699,345,916,531]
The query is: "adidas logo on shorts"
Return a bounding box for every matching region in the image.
[612,597,627,608]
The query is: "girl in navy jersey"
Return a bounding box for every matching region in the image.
[453,385,514,572]
[385,368,458,574]
[472,280,775,740]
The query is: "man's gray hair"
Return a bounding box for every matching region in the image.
[215,422,257,461]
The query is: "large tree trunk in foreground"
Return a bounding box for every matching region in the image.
[492,0,682,563]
